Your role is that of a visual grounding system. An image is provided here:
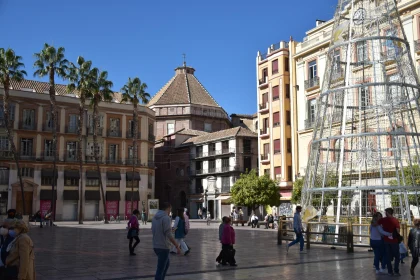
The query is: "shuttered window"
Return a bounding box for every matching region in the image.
[272,86,279,101]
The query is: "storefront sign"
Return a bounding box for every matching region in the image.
[106,201,119,220]
[40,200,56,219]
[148,199,159,221]
[125,200,138,219]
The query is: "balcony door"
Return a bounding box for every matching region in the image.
[108,144,119,162]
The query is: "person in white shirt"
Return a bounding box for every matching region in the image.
[250,214,258,228]
[286,206,305,253]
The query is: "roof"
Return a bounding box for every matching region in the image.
[148,65,221,108]
[230,113,255,119]
[1,79,77,96]
[182,127,257,145]
[177,129,209,136]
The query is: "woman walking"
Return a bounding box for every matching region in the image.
[5,220,36,280]
[141,209,147,225]
[170,208,190,255]
[221,217,237,266]
[409,219,420,276]
[370,212,392,274]
[127,209,140,256]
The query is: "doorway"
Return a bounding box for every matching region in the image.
[208,200,214,219]
[16,191,33,215]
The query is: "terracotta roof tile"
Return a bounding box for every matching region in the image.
[1,79,77,96]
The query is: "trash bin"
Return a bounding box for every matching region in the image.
[322,225,335,243]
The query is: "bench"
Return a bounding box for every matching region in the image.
[256,221,277,229]
[231,220,247,226]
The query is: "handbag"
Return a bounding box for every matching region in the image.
[126,228,139,239]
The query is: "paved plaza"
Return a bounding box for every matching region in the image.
[30,221,413,279]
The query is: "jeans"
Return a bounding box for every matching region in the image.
[412,256,419,270]
[129,236,140,253]
[288,229,304,251]
[370,239,386,270]
[384,242,400,274]
[154,248,170,280]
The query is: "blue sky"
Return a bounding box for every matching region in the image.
[1,0,336,115]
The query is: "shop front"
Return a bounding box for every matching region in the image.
[63,190,79,221]
[85,190,100,220]
[106,191,120,220]
[40,189,57,219]
[125,191,139,219]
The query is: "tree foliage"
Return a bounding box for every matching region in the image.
[230,169,281,210]
[388,164,420,207]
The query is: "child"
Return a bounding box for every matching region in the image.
[399,235,408,264]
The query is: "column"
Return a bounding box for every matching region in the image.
[55,170,64,221]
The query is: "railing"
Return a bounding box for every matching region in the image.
[65,125,78,134]
[208,150,217,156]
[259,77,267,85]
[125,158,142,166]
[415,40,420,52]
[304,77,320,90]
[221,185,231,193]
[41,152,55,161]
[274,149,281,154]
[107,130,121,137]
[64,154,78,162]
[260,129,268,135]
[193,166,242,176]
[19,155,36,161]
[273,122,280,127]
[85,156,102,163]
[0,118,13,127]
[87,127,103,135]
[42,123,60,132]
[260,154,269,161]
[259,103,268,110]
[148,134,155,142]
[106,158,123,165]
[331,68,344,81]
[19,121,36,130]
[126,131,140,139]
[304,118,316,129]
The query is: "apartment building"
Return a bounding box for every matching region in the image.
[256,41,293,201]
[0,80,156,220]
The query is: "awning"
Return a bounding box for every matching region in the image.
[40,190,57,200]
[63,190,79,200]
[106,171,121,180]
[126,171,140,181]
[106,191,121,201]
[125,191,140,201]
[86,170,100,179]
[64,170,80,179]
[215,196,231,201]
[41,169,58,178]
[85,190,100,200]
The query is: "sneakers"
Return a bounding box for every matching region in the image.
[375,270,380,274]
[184,250,190,256]
[299,250,307,254]
[380,268,387,274]
[411,268,415,276]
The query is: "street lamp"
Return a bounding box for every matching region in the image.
[204,189,208,214]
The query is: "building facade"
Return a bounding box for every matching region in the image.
[0,80,156,220]
[256,41,293,203]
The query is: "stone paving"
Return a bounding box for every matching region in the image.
[27,221,414,279]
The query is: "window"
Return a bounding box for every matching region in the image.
[0,169,8,185]
[263,118,269,134]
[262,93,268,105]
[68,114,78,132]
[167,123,175,135]
[243,156,252,172]
[308,99,316,122]
[107,180,119,187]
[387,74,401,102]
[222,158,229,171]
[204,123,212,132]
[385,29,397,57]
[41,177,53,186]
[272,86,279,101]
[222,177,230,187]
[45,111,53,129]
[262,68,268,81]
[108,144,119,162]
[333,49,341,74]
[209,143,216,155]
[243,139,252,153]
[272,59,278,74]
[86,142,103,160]
[0,103,15,121]
[88,114,104,128]
[395,126,407,150]
[274,139,281,154]
[128,146,134,159]
[356,41,368,63]
[86,179,99,186]
[196,146,203,157]
[287,138,292,153]
[109,118,120,136]
[20,168,34,178]
[22,109,35,129]
[264,169,270,176]
[44,140,54,158]
[196,161,202,172]
[273,112,280,127]
[0,136,9,151]
[148,123,154,136]
[275,166,281,180]
[287,166,292,181]
[65,178,78,186]
[66,141,77,161]
[360,87,370,108]
[222,141,229,152]
[286,110,291,125]
[209,160,216,171]
[148,176,153,189]
[285,57,289,72]
[148,148,153,161]
[20,138,33,157]
[263,143,270,157]
[285,86,290,99]
[308,60,317,79]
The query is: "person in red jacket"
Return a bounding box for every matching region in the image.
[221,217,237,266]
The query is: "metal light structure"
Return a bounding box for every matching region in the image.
[301,0,420,225]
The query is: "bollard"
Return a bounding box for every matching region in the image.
[306,223,311,250]
[278,219,283,245]
[347,220,354,253]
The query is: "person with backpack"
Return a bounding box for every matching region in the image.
[127,209,140,256]
[170,208,190,256]
[221,217,237,266]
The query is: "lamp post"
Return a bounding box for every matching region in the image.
[204,189,208,216]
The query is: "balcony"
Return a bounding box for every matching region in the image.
[42,123,60,132]
[331,68,345,82]
[304,118,316,129]
[65,125,78,134]
[148,134,155,142]
[258,77,268,88]
[274,149,281,155]
[19,121,36,130]
[260,154,270,162]
[260,129,269,138]
[106,157,123,165]
[415,40,420,53]
[19,155,36,161]
[0,150,13,159]
[64,152,78,162]
[126,131,140,139]
[221,185,231,193]
[193,166,242,176]
[107,130,121,137]
[208,150,217,156]
[87,126,103,136]
[304,77,320,90]
[259,103,269,113]
[85,156,102,163]
[273,122,280,127]
[41,152,55,161]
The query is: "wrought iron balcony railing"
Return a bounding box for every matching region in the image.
[304,118,316,129]
[87,126,103,135]
[304,76,320,90]
[260,154,269,161]
[19,121,36,130]
[107,130,122,137]
[66,125,78,134]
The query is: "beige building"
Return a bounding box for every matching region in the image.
[290,0,420,181]
[0,80,156,220]
[256,41,293,201]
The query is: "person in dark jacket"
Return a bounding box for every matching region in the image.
[127,209,140,256]
[0,219,16,278]
[216,216,228,265]
[409,219,420,276]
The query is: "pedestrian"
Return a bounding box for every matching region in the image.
[221,217,237,266]
[34,210,43,228]
[183,208,191,251]
[152,202,181,280]
[202,207,207,219]
[216,216,228,265]
[273,213,279,229]
[5,219,36,280]
[141,209,147,225]
[408,218,420,276]
[206,212,211,226]
[370,212,392,274]
[0,220,16,279]
[239,208,244,220]
[378,207,401,276]
[170,208,190,255]
[6,209,16,221]
[127,209,140,256]
[286,206,306,253]
[399,235,407,264]
[198,208,202,219]
[250,213,258,228]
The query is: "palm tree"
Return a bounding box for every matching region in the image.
[34,44,69,222]
[67,56,95,224]
[89,68,113,223]
[121,77,150,212]
[0,48,27,214]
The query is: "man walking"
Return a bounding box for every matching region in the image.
[152,202,181,280]
[286,206,306,253]
[379,208,401,276]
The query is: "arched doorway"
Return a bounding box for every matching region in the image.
[180,191,187,208]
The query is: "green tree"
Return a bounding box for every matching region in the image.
[0,48,27,214]
[121,77,150,212]
[230,169,281,211]
[34,44,69,220]
[388,164,420,207]
[291,177,304,204]
[67,56,95,224]
[88,69,113,223]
